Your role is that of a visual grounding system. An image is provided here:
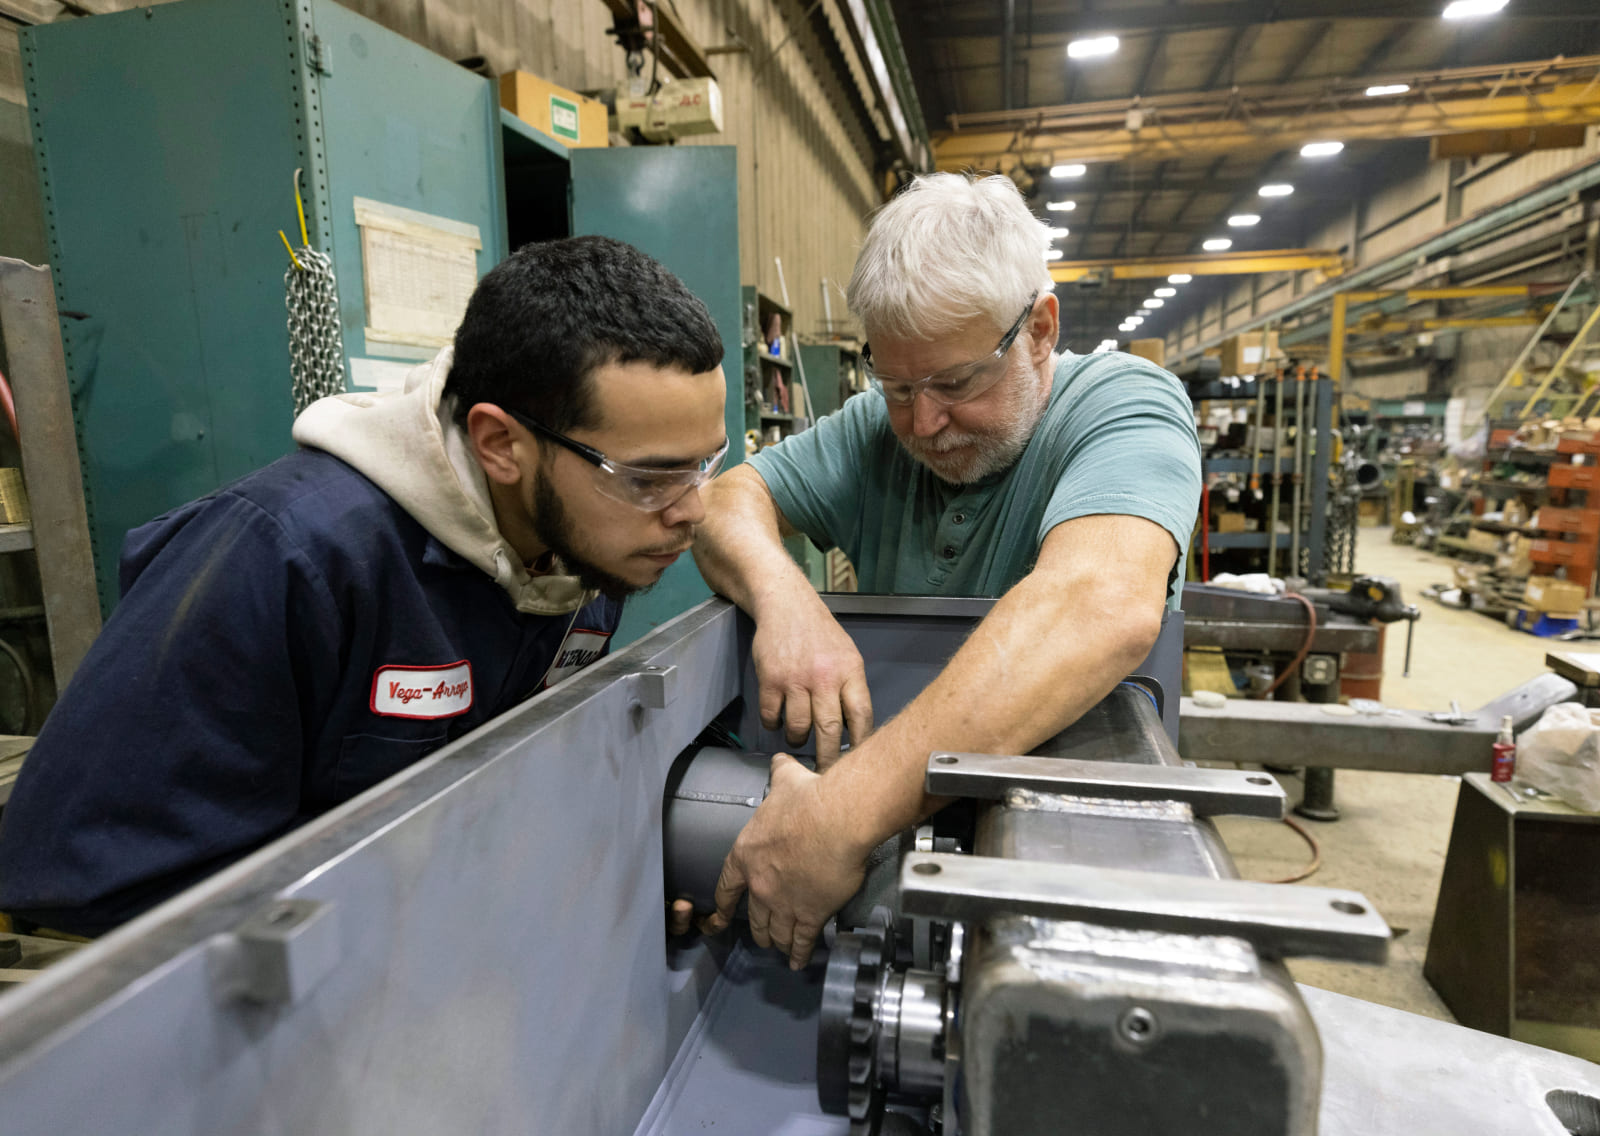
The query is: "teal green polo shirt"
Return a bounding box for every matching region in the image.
[745,351,1201,605]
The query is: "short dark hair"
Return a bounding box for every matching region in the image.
[446,236,723,432]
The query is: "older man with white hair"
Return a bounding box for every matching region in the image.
[689,172,1201,968]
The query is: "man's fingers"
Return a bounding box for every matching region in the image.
[747,898,773,949]
[767,910,797,960]
[783,685,814,746]
[811,690,845,769]
[758,683,785,731]
[708,852,749,933]
[668,898,694,937]
[789,920,822,970]
[841,674,875,746]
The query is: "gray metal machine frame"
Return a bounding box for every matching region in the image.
[0,597,1593,1134]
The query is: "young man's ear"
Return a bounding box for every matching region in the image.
[466,404,528,486]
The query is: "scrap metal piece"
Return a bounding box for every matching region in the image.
[899,853,1390,964]
[925,752,1285,818]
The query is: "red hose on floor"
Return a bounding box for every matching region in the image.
[0,366,16,442]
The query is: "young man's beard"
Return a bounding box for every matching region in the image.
[531,478,649,600]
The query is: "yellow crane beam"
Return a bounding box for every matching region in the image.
[935,83,1600,171]
[1049,249,1345,284]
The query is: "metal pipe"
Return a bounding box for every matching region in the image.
[1001,0,1015,110]
[1249,369,1267,499]
[1268,368,1286,577]
[1292,365,1307,577]
[1169,153,1600,365]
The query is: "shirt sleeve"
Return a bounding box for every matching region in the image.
[744,393,886,552]
[0,491,343,934]
[1038,356,1202,556]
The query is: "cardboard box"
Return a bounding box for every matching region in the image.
[1218,331,1280,377]
[1128,338,1165,366]
[500,71,609,148]
[1466,528,1501,555]
[1524,576,1587,612]
[1216,512,1248,533]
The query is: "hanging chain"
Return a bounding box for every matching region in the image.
[284,245,347,415]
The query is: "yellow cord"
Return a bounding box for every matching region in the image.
[279,230,304,271]
[293,167,310,247]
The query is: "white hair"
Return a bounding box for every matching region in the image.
[847,172,1055,341]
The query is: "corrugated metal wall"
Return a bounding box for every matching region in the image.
[339,0,882,337]
[1166,125,1600,404]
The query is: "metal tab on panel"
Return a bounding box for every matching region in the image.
[634,664,678,709]
[899,853,1390,964]
[925,752,1286,818]
[212,898,341,1006]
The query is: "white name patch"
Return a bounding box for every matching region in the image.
[371,660,474,719]
[543,628,614,689]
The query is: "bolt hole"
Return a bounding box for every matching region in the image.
[912,862,941,876]
[1549,1090,1600,1136]
[1117,1006,1158,1045]
[934,755,958,765]
[1246,776,1272,785]
[1331,900,1365,916]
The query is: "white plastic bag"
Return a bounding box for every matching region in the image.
[1518,702,1600,812]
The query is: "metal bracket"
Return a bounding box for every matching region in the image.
[899,853,1390,963]
[211,898,341,1005]
[925,752,1286,818]
[634,664,678,709]
[305,32,332,75]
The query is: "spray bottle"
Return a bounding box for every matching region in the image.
[1491,715,1516,783]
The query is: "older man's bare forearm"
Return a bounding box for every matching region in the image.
[693,467,812,617]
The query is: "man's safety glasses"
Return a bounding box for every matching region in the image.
[863,296,1038,408]
[506,409,729,512]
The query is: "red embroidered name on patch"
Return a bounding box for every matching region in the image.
[371,660,474,719]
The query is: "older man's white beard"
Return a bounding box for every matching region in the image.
[897,374,1044,483]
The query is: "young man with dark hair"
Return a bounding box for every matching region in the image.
[0,236,728,937]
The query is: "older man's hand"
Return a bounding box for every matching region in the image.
[752,599,874,770]
[704,754,872,969]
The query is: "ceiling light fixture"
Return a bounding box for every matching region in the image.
[1067,35,1120,59]
[1300,141,1344,158]
[1044,249,1063,261]
[1442,0,1507,18]
[1143,298,1165,308]
[1050,163,1088,178]
[1046,200,1077,211]
[1168,273,1193,284]
[1127,315,1145,325]
[1047,226,1070,238]
[1154,287,1176,298]
[1203,238,1233,251]
[1228,214,1261,227]
[1259,184,1295,197]
[1365,83,1411,97]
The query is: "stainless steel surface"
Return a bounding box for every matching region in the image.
[925,751,1286,817]
[0,258,102,690]
[889,968,946,1096]
[210,898,341,1006]
[0,598,747,1136]
[900,852,1391,963]
[1179,671,1580,773]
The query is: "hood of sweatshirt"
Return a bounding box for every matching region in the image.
[291,348,598,616]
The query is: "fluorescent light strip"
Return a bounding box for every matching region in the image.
[1300,141,1344,158]
[1046,200,1076,211]
[1259,184,1294,197]
[1067,35,1119,59]
[1203,238,1233,251]
[1050,163,1088,178]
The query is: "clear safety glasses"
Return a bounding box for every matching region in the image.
[862,296,1037,408]
[507,409,728,512]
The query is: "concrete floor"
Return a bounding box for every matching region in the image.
[1209,525,1556,1023]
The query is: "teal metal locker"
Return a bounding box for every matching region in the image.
[24,0,505,613]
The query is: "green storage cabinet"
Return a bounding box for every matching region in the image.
[24,0,505,614]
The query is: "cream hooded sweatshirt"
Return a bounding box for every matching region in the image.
[291,348,598,616]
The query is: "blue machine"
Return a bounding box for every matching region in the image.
[23,0,742,644]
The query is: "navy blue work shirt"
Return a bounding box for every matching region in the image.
[0,449,620,935]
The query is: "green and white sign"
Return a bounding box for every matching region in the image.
[549,95,580,142]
